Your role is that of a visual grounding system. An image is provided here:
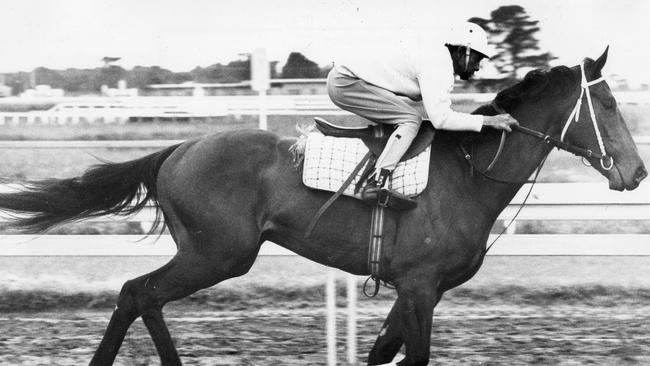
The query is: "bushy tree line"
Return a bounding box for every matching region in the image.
[2,53,330,95]
[2,6,553,95]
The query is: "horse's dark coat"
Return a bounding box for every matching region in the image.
[0,49,645,366]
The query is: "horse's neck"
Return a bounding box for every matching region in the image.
[462,105,560,211]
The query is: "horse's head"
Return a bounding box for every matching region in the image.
[560,47,647,190]
[494,47,647,191]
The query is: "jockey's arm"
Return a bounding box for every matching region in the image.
[418,72,483,132]
[418,70,518,133]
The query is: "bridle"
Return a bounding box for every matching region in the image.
[465,62,614,255]
[464,61,614,184]
[560,63,613,170]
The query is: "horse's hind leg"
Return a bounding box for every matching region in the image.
[90,217,260,365]
[89,259,183,366]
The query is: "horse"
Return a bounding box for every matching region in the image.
[0,48,646,366]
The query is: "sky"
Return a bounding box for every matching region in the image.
[1,0,649,87]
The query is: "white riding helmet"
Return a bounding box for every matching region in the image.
[446,22,495,58]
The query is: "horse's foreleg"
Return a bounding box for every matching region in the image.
[394,273,441,366]
[368,299,404,365]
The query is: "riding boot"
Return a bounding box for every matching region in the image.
[361,169,416,210]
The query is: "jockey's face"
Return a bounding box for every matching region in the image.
[452,47,487,81]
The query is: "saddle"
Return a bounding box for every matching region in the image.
[307,118,436,295]
[313,117,436,162]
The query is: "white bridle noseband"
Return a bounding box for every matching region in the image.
[560,63,613,170]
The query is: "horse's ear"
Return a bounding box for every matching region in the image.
[593,46,609,74]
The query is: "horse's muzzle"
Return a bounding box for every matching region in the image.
[633,165,648,186]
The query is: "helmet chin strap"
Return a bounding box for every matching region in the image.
[464,44,471,73]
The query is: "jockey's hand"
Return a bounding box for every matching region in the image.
[482,114,519,132]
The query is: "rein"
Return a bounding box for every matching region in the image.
[465,62,611,184]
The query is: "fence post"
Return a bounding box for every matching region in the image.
[258,90,268,130]
[347,273,357,365]
[251,48,270,130]
[326,268,337,365]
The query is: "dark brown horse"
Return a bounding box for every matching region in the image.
[0,48,646,365]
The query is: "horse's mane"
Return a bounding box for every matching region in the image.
[493,65,578,112]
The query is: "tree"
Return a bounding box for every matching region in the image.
[281,52,322,79]
[127,66,176,89]
[221,59,250,82]
[97,65,127,89]
[469,5,555,80]
[60,68,99,93]
[190,59,251,83]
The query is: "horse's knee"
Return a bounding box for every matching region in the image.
[115,278,161,317]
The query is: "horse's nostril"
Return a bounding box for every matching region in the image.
[635,166,648,183]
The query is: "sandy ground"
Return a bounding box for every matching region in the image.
[2,257,650,365]
[1,300,649,366]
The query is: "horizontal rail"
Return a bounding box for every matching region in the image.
[0,91,648,106]
[509,182,650,205]
[1,234,649,256]
[485,234,650,255]
[0,235,292,256]
[0,137,647,149]
[1,202,647,223]
[0,183,648,223]
[0,92,648,126]
[0,140,184,149]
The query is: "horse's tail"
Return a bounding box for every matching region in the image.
[0,143,182,233]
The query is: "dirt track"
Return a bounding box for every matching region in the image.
[2,256,650,365]
[2,300,649,366]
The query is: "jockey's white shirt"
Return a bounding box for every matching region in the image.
[334,32,484,132]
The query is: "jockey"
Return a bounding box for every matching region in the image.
[327,22,518,208]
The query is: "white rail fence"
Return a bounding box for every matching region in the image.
[0,91,648,124]
[0,95,351,125]
[0,135,648,255]
[0,182,648,256]
[0,139,648,365]
[0,181,648,366]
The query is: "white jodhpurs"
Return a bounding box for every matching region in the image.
[327,66,423,171]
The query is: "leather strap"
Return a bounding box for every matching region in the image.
[363,204,385,298]
[368,204,385,276]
